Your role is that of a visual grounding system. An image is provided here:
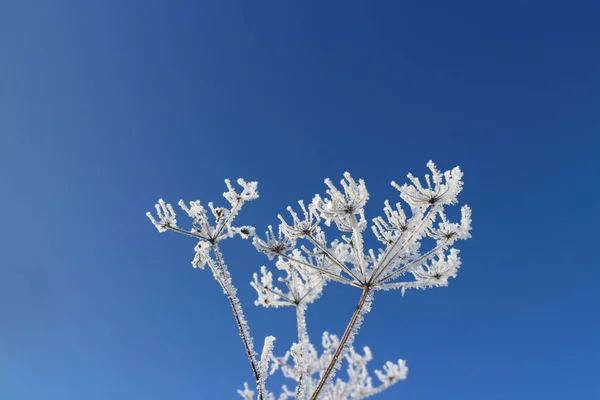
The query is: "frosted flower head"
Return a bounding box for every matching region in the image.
[146,199,177,232]
[178,200,206,222]
[208,202,230,223]
[393,160,463,209]
[170,179,259,243]
[251,266,293,307]
[429,205,472,244]
[253,225,296,260]
[223,178,259,206]
[374,359,408,386]
[402,249,462,294]
[313,172,369,225]
[178,200,219,240]
[278,200,322,239]
[372,200,410,244]
[230,225,255,239]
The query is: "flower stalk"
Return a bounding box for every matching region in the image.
[309,285,371,400]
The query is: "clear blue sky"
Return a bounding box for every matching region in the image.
[2,1,599,399]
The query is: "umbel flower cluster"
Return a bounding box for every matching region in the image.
[146,161,472,400]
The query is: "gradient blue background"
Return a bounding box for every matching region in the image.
[2,1,599,399]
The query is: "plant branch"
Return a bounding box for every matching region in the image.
[309,285,371,400]
[350,215,367,281]
[295,304,308,399]
[166,224,209,240]
[369,207,435,285]
[211,243,264,400]
[264,285,295,304]
[214,200,242,238]
[306,235,362,283]
[279,252,361,288]
[376,239,449,285]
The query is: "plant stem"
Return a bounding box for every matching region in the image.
[295,304,307,399]
[211,243,264,400]
[369,206,435,285]
[309,285,371,400]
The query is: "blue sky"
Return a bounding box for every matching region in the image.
[2,1,599,399]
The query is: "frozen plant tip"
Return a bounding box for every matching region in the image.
[146,161,472,400]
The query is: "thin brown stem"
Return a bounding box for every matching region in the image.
[309,286,371,400]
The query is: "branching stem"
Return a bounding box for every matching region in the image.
[369,207,435,285]
[377,239,449,284]
[306,236,362,283]
[279,252,361,288]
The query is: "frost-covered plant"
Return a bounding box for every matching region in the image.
[146,161,472,400]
